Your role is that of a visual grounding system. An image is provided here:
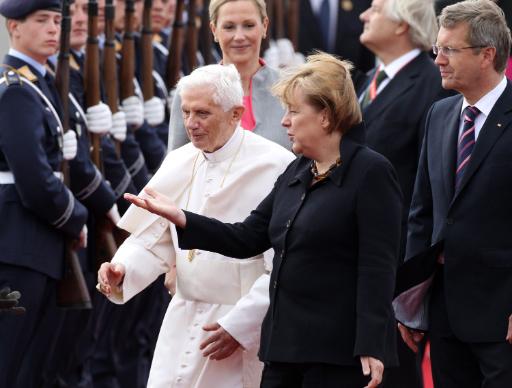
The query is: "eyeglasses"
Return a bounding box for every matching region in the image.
[432,45,487,57]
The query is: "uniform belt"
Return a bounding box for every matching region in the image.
[0,171,63,184]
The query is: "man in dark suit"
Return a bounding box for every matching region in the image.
[395,1,512,387]
[299,0,374,82]
[357,1,442,386]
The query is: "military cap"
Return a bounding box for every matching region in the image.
[0,0,61,19]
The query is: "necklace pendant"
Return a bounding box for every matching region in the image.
[187,249,196,262]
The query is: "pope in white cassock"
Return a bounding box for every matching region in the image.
[97,64,295,388]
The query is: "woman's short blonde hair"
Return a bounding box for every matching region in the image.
[272,52,362,134]
[209,0,267,25]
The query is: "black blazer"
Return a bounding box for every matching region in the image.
[298,0,374,75]
[359,52,444,258]
[398,82,512,342]
[178,131,402,367]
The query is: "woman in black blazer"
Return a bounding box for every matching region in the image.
[125,53,402,388]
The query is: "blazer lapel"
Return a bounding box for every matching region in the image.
[362,53,427,124]
[452,82,512,202]
[442,97,462,202]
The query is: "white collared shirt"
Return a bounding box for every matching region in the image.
[309,0,339,51]
[459,76,507,141]
[8,48,47,77]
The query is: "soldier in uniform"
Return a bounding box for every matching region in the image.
[0,1,89,386]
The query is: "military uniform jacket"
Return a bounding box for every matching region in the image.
[0,55,87,279]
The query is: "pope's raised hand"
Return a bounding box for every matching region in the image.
[124,187,187,228]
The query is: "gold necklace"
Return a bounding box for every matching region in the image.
[310,157,342,182]
[185,130,246,261]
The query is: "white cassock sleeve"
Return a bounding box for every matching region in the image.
[217,249,274,351]
[108,219,175,304]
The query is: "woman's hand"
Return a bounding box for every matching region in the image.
[124,187,187,228]
[97,262,126,298]
[360,356,384,388]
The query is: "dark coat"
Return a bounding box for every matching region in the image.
[0,55,88,279]
[178,130,402,367]
[396,82,512,342]
[298,0,374,75]
[359,52,445,258]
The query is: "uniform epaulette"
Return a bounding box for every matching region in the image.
[3,69,22,86]
[115,40,122,53]
[17,65,38,82]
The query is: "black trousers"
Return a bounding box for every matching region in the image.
[0,263,58,388]
[429,270,512,388]
[260,361,375,388]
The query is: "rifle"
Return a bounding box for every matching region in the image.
[141,0,154,101]
[186,0,198,73]
[199,0,214,65]
[274,0,285,40]
[103,0,121,157]
[120,0,136,101]
[54,0,92,309]
[287,0,299,50]
[261,0,273,54]
[165,0,185,90]
[85,0,118,270]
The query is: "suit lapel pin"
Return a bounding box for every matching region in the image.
[497,123,502,127]
[341,0,354,12]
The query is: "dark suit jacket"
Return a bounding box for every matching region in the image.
[178,130,402,366]
[298,0,374,75]
[359,52,444,258]
[397,81,512,342]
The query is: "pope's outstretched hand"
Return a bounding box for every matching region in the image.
[124,187,187,228]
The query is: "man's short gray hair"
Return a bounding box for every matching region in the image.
[439,0,511,73]
[386,0,438,51]
[176,64,244,111]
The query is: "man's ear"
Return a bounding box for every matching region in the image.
[7,19,19,39]
[480,46,497,71]
[231,105,245,123]
[395,21,409,37]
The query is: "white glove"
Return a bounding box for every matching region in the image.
[62,130,78,160]
[79,224,88,248]
[277,38,296,68]
[85,102,112,135]
[121,96,144,128]
[106,203,121,225]
[293,52,306,66]
[263,41,280,69]
[143,96,165,126]
[110,111,127,142]
[167,88,177,111]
